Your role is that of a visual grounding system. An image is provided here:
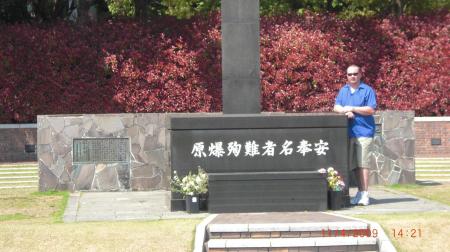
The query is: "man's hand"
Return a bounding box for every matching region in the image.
[334,105,375,116]
[345,111,355,119]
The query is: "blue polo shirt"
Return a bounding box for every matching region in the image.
[335,82,377,138]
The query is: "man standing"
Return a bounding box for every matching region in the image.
[334,65,377,206]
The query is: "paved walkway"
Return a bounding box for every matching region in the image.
[341,186,450,214]
[63,186,450,222]
[63,190,207,222]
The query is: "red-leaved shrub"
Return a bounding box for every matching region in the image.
[0,11,448,123]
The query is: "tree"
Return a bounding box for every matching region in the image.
[163,0,218,19]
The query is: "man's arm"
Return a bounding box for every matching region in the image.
[334,105,375,119]
[351,106,375,116]
[333,104,347,114]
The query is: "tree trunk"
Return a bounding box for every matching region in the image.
[77,0,91,23]
[394,0,404,16]
[77,0,109,23]
[134,0,148,20]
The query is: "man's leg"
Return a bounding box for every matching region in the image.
[355,137,373,206]
[354,168,361,191]
[350,138,363,205]
[359,167,369,191]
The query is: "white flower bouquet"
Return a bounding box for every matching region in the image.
[318,167,345,191]
[171,167,208,197]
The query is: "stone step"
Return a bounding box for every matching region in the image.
[0,185,37,189]
[415,164,450,168]
[416,169,450,172]
[0,180,38,184]
[415,166,450,169]
[207,222,376,242]
[209,222,369,233]
[0,171,38,175]
[415,158,450,161]
[0,163,38,168]
[196,213,396,252]
[0,167,38,171]
[416,170,450,176]
[0,176,39,179]
[416,174,450,177]
[207,237,378,252]
[416,178,450,184]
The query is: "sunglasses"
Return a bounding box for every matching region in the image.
[347,73,359,76]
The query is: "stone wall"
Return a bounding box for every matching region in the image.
[38,111,415,191]
[368,110,415,185]
[38,114,170,191]
[0,124,37,163]
[414,117,450,157]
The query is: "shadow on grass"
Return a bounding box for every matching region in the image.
[415,180,443,186]
[369,197,418,205]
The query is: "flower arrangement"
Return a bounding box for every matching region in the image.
[171,167,208,197]
[318,167,345,191]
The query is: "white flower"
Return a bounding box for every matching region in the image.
[318,168,326,174]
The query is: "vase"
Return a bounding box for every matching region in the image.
[185,195,200,213]
[328,190,343,210]
[199,193,208,211]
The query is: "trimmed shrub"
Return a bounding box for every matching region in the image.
[0,11,448,123]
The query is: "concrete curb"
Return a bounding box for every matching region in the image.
[193,214,217,252]
[63,192,80,222]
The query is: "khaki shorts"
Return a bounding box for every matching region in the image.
[349,137,373,170]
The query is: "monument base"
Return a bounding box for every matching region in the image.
[208,171,327,213]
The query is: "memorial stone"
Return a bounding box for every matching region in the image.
[222,0,260,113]
[168,0,350,212]
[170,114,349,212]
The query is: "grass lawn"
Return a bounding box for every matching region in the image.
[385,182,450,206]
[352,183,450,251]
[355,212,450,252]
[1,185,449,251]
[0,188,200,251]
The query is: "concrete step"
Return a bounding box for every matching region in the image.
[416,174,450,177]
[415,158,450,183]
[416,168,450,171]
[207,222,379,251]
[207,237,378,251]
[0,176,39,179]
[0,167,38,171]
[208,221,370,237]
[195,213,397,252]
[416,160,450,162]
[0,180,38,184]
[416,170,450,175]
[0,163,38,168]
[417,179,450,183]
[415,165,450,168]
[0,185,37,189]
[0,171,38,175]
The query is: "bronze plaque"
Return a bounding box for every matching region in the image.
[73,138,130,164]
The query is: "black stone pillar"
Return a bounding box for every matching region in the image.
[221,0,261,113]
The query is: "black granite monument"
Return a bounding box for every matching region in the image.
[169,0,349,212]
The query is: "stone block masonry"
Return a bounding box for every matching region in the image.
[368,111,415,185]
[36,111,415,192]
[37,114,170,191]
